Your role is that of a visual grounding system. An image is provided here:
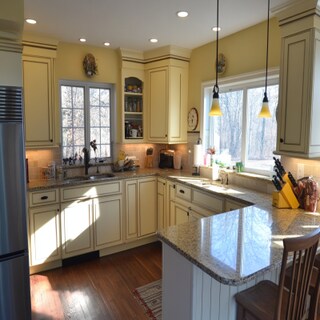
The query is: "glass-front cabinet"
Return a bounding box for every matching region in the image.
[124,77,143,141]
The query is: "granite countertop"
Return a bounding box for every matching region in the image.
[157,193,320,286]
[29,167,320,287]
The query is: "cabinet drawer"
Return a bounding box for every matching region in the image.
[175,184,192,202]
[192,189,223,213]
[61,181,122,202]
[29,189,59,207]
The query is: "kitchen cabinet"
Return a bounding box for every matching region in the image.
[28,188,61,267]
[125,177,157,240]
[224,199,246,212]
[120,49,145,143]
[276,5,320,158]
[167,180,176,227]
[61,199,93,258]
[93,195,123,249]
[157,178,166,229]
[146,60,188,144]
[22,45,56,148]
[60,180,123,258]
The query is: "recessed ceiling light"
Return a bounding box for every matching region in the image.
[212,26,221,32]
[177,11,189,18]
[25,18,37,25]
[104,42,110,46]
[149,38,158,43]
[79,38,87,43]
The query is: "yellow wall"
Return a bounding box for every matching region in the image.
[188,18,281,127]
[54,42,121,142]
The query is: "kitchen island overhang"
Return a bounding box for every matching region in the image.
[158,206,320,319]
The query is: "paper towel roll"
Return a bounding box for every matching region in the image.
[193,144,203,167]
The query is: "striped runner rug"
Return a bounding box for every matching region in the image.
[133,280,162,320]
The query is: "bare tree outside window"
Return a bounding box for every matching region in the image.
[60,81,113,162]
[203,73,279,175]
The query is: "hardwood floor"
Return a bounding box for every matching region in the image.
[30,241,162,320]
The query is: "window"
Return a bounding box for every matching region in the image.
[202,70,279,175]
[60,81,113,161]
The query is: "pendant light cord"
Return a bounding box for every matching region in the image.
[215,0,220,92]
[264,0,270,94]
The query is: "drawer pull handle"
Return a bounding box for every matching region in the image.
[40,196,48,200]
[179,190,185,194]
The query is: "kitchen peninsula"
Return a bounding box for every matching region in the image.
[158,200,320,320]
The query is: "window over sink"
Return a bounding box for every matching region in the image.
[202,69,279,175]
[60,80,114,162]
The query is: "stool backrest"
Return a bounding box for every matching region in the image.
[277,228,320,320]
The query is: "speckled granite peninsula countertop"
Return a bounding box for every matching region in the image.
[157,190,320,286]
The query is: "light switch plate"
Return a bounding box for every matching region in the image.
[297,163,304,179]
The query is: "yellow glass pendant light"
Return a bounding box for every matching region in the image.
[209,0,222,117]
[258,0,272,118]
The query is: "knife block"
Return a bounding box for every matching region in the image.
[282,173,293,188]
[272,191,291,208]
[272,182,300,209]
[145,155,153,168]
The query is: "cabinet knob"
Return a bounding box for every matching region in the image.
[40,196,48,200]
[280,138,284,143]
[179,189,185,194]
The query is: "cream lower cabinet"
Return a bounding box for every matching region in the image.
[29,204,61,266]
[157,178,166,229]
[28,189,61,267]
[93,195,122,249]
[125,177,157,240]
[61,199,93,258]
[60,181,123,258]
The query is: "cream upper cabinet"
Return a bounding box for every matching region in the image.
[146,59,189,144]
[22,44,57,148]
[276,3,320,158]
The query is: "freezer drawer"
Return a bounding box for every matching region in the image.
[0,254,31,320]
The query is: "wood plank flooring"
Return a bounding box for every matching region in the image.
[30,241,162,320]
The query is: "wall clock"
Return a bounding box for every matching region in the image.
[188,107,199,131]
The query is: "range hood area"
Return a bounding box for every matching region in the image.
[274,0,320,159]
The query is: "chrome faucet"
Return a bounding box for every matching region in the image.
[82,147,90,175]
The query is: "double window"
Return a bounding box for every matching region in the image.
[202,70,279,175]
[60,80,113,161]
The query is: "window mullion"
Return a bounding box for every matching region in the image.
[241,88,248,167]
[84,85,90,154]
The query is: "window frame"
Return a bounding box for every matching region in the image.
[59,79,115,161]
[200,68,279,176]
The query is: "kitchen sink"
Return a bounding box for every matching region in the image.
[63,173,115,184]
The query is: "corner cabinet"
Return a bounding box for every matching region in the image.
[22,44,57,148]
[146,59,188,144]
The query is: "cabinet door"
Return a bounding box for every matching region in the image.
[61,200,93,258]
[23,56,54,147]
[172,202,189,226]
[147,67,168,141]
[167,66,188,143]
[93,195,123,249]
[278,31,310,154]
[125,180,138,240]
[139,178,157,236]
[29,204,60,266]
[224,199,245,212]
[167,181,176,227]
[157,178,166,229]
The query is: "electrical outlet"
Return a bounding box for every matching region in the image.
[297,163,304,179]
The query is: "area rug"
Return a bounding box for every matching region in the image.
[133,279,162,320]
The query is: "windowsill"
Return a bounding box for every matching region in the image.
[232,171,272,182]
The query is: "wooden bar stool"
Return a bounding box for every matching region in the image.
[235,228,320,320]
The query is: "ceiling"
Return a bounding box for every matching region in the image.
[23,0,295,51]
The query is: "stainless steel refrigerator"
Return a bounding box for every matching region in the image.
[0,86,31,319]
